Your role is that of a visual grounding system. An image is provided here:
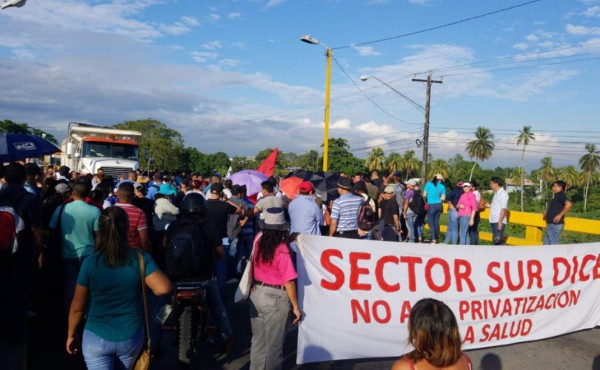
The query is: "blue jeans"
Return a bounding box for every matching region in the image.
[82,328,143,370]
[490,222,506,245]
[427,203,442,242]
[544,223,564,245]
[459,216,471,245]
[405,212,416,242]
[444,209,459,244]
[63,255,88,316]
[201,279,234,340]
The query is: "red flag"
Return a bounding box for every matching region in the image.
[256,147,278,177]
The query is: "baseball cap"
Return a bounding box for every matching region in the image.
[210,182,224,194]
[55,183,72,194]
[384,185,395,194]
[462,182,472,188]
[435,173,444,180]
[406,179,418,186]
[299,181,313,193]
[393,171,402,177]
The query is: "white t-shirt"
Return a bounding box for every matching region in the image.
[489,187,509,224]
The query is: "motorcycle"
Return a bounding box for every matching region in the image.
[170,281,207,365]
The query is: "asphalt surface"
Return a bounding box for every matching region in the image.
[23,283,600,370]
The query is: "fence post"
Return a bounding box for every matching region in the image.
[525,225,543,244]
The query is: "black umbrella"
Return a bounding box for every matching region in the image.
[0,133,60,162]
[284,170,340,201]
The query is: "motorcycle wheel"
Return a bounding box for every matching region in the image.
[178,305,194,364]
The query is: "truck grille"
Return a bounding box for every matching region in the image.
[99,166,133,180]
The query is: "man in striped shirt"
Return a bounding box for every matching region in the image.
[115,182,152,253]
[329,177,364,239]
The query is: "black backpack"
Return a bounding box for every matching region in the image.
[409,190,426,214]
[165,219,205,277]
[358,197,377,231]
[0,188,29,255]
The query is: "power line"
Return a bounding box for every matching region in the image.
[332,0,543,50]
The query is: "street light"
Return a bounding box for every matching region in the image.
[301,35,332,172]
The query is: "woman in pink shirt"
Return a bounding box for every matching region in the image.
[456,182,477,245]
[249,207,301,370]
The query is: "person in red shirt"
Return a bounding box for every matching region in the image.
[114,182,152,253]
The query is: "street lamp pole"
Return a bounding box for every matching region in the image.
[301,35,332,172]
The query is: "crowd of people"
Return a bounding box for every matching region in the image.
[0,161,573,370]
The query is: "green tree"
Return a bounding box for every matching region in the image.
[1,119,58,144]
[296,150,319,172]
[402,150,419,180]
[114,119,184,172]
[231,156,257,173]
[254,148,289,176]
[386,152,403,173]
[428,158,449,180]
[365,147,385,172]
[558,165,580,190]
[516,125,535,212]
[579,143,600,212]
[325,138,365,175]
[466,126,495,181]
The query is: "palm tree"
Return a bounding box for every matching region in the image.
[428,159,449,180]
[516,126,535,212]
[578,143,600,212]
[538,157,555,207]
[365,147,386,172]
[466,126,495,181]
[403,150,419,180]
[386,152,403,173]
[559,165,580,190]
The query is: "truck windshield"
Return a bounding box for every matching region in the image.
[83,142,138,160]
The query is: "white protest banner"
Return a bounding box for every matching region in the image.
[296,234,600,364]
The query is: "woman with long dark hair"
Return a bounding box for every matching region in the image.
[66,206,171,370]
[392,298,471,370]
[249,207,301,370]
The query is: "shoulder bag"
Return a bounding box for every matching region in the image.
[134,251,152,370]
[234,236,258,303]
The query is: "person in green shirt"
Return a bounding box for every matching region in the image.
[66,206,171,370]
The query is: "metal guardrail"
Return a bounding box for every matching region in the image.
[436,204,600,246]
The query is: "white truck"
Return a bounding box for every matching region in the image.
[60,122,142,179]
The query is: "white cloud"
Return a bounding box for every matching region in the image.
[525,33,539,42]
[367,0,392,4]
[181,16,199,26]
[265,0,286,9]
[232,42,246,50]
[219,58,244,68]
[203,40,223,50]
[582,5,600,17]
[229,12,241,19]
[209,13,221,21]
[409,0,431,4]
[497,69,579,101]
[353,45,382,57]
[513,43,529,50]
[566,24,600,36]
[160,23,190,36]
[357,121,395,135]
[330,119,352,130]
[192,51,218,63]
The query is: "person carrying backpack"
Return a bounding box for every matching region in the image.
[403,179,426,243]
[162,192,235,354]
[0,163,44,370]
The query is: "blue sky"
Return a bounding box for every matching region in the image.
[1,0,599,170]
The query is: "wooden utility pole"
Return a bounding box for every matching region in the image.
[412,73,442,185]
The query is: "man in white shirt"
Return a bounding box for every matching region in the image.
[488,177,509,245]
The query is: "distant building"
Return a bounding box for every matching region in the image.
[505,178,541,194]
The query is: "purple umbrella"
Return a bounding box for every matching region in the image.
[0,133,60,162]
[229,170,268,196]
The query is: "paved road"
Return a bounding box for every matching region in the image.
[24,285,600,370]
